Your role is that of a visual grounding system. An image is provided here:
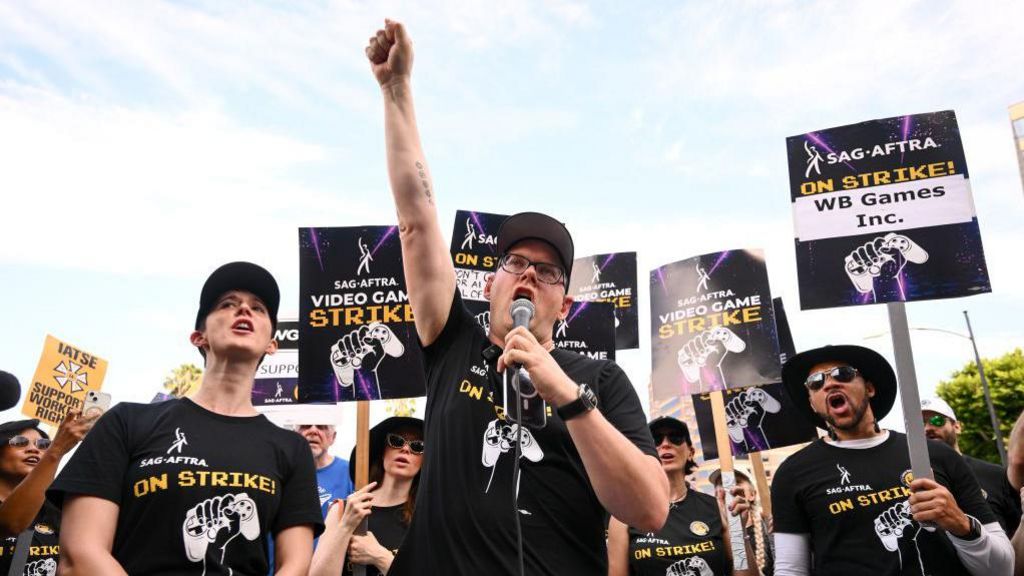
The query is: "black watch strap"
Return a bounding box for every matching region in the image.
[557,384,597,421]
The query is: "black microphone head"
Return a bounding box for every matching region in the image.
[510,298,535,330]
[0,371,22,412]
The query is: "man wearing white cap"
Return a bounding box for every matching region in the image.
[922,397,1021,537]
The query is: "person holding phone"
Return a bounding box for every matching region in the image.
[0,413,92,573]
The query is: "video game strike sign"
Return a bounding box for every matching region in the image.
[24,335,108,426]
[787,110,991,310]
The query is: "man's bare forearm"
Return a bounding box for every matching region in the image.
[566,410,668,531]
[377,63,453,345]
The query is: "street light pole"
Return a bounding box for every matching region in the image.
[963,310,1007,466]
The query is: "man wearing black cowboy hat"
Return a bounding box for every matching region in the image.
[364,19,667,576]
[771,345,1012,575]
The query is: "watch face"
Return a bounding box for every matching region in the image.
[580,384,597,408]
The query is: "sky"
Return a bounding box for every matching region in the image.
[2,1,1024,457]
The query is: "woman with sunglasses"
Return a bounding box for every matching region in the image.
[608,416,756,576]
[0,412,92,574]
[311,417,424,576]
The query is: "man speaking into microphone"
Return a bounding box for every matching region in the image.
[364,18,668,576]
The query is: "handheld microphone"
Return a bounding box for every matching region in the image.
[0,371,22,412]
[505,299,545,429]
[509,299,535,367]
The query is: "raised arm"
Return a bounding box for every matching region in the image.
[0,411,90,536]
[367,19,455,346]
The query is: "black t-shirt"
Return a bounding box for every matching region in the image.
[389,292,657,576]
[771,432,996,575]
[627,490,728,576]
[48,398,323,575]
[342,503,407,576]
[964,455,1021,538]
[0,501,60,576]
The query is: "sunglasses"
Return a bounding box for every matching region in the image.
[386,433,425,455]
[925,414,949,427]
[8,436,51,450]
[653,432,688,446]
[804,366,860,392]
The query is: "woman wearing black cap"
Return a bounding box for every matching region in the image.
[0,411,91,575]
[50,262,324,576]
[310,417,423,576]
[608,416,756,576]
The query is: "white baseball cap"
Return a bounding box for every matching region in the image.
[920,397,957,422]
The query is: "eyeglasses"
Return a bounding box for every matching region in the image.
[499,253,566,286]
[804,366,860,391]
[386,433,424,455]
[653,432,688,446]
[925,414,948,427]
[8,436,51,450]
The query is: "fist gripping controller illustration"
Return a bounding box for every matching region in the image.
[183,493,260,571]
[667,556,714,576]
[677,327,746,392]
[330,322,405,388]
[725,387,782,450]
[845,233,929,294]
[875,501,925,575]
[25,558,57,576]
[481,419,544,493]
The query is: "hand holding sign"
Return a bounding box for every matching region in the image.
[845,233,930,294]
[330,323,405,388]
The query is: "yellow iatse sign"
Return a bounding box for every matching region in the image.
[22,335,108,426]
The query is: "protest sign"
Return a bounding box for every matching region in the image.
[692,298,815,459]
[253,320,299,406]
[650,249,781,398]
[298,226,426,403]
[450,210,507,302]
[787,110,991,310]
[553,301,616,361]
[23,335,107,426]
[569,252,638,350]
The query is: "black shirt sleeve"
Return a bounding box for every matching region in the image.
[272,432,325,538]
[47,403,133,507]
[595,361,657,459]
[770,453,811,534]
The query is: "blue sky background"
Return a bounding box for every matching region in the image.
[2,1,1024,454]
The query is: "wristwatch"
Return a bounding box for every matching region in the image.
[958,515,982,541]
[557,383,597,421]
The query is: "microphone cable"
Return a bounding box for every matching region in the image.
[511,367,526,576]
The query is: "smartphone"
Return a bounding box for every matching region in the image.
[503,367,547,430]
[82,390,112,420]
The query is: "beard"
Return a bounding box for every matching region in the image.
[822,394,872,432]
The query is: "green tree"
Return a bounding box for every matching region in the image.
[163,363,203,398]
[936,348,1024,464]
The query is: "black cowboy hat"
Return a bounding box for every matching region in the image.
[781,344,897,430]
[348,416,424,484]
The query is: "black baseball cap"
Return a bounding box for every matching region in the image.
[0,419,49,444]
[781,344,897,430]
[497,212,575,287]
[648,416,692,444]
[194,262,280,331]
